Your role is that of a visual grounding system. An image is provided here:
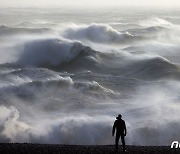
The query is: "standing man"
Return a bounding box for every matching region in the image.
[112,114,127,152]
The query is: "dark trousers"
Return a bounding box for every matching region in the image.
[115,133,125,151]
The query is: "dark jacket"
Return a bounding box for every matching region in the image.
[112,118,126,135]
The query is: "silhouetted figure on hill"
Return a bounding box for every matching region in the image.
[112,114,127,152]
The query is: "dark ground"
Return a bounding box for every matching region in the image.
[0,144,179,154]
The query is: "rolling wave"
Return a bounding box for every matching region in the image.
[63,23,143,44]
[12,36,180,80]
[17,38,90,67]
[124,57,180,80]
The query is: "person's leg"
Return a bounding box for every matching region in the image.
[120,134,126,152]
[115,133,120,151]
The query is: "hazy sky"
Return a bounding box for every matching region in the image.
[1,0,180,8]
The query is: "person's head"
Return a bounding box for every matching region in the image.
[116,114,122,119]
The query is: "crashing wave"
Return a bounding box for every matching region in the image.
[17,38,94,67]
[63,23,142,44]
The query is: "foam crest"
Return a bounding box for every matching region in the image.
[74,81,117,96]
[0,106,30,143]
[63,23,135,44]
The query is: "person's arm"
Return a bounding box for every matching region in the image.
[112,121,116,136]
[124,121,127,136]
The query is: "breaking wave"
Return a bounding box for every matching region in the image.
[14,36,180,81]
[17,39,90,67]
[63,23,142,44]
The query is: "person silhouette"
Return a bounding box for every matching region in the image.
[112,114,127,152]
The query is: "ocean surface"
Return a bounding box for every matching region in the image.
[0,7,180,145]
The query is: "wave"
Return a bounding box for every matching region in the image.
[123,43,180,60]
[0,105,30,143]
[0,25,50,36]
[56,52,180,80]
[124,57,180,80]
[0,73,118,100]
[0,67,63,87]
[0,105,113,144]
[16,37,180,80]
[15,21,57,28]
[124,26,166,36]
[17,38,93,67]
[144,26,166,32]
[109,22,142,27]
[63,23,143,44]
[139,17,173,27]
[74,81,118,97]
[1,103,180,145]
[0,65,119,100]
[0,76,73,100]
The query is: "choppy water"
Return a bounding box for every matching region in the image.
[0,7,180,145]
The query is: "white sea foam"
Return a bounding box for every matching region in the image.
[63,23,135,44]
